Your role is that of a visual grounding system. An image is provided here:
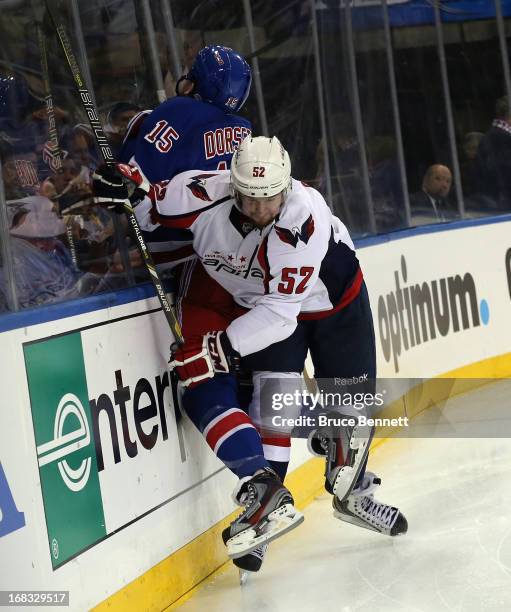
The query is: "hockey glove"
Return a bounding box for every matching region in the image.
[92,163,151,211]
[169,331,241,388]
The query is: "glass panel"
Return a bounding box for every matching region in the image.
[248,2,318,182]
[75,0,158,290]
[0,0,138,313]
[168,0,258,132]
[391,3,459,226]
[351,1,408,234]
[168,1,318,180]
[1,0,509,318]
[0,159,17,312]
[317,4,374,237]
[443,2,511,216]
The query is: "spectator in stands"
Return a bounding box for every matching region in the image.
[40,155,92,212]
[0,196,96,309]
[163,30,205,98]
[475,95,511,210]
[104,102,143,158]
[410,164,453,223]
[39,156,115,275]
[64,124,99,173]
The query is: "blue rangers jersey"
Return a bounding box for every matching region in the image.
[134,171,362,357]
[119,96,251,269]
[119,96,251,181]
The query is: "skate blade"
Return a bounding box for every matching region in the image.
[239,569,249,586]
[227,504,304,559]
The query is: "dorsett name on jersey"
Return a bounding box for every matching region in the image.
[119,97,252,182]
[135,171,362,356]
[204,126,251,162]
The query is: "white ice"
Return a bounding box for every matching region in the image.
[175,380,511,612]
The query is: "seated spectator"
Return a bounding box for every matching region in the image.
[163,29,205,98]
[475,95,511,210]
[410,164,454,223]
[40,154,92,214]
[104,101,143,158]
[92,245,147,294]
[63,124,99,173]
[40,161,115,275]
[65,207,115,275]
[0,196,98,309]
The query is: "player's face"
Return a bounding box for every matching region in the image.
[239,193,284,228]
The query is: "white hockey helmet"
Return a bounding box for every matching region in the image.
[231,135,291,198]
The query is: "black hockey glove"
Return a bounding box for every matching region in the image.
[92,163,151,212]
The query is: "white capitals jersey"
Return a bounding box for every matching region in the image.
[136,170,362,357]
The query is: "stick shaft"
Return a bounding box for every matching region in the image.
[45,1,184,345]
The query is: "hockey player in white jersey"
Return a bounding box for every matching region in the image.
[93,135,407,572]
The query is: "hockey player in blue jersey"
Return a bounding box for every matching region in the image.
[114,47,307,569]
[119,45,252,179]
[118,44,252,276]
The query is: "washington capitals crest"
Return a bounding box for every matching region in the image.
[274,214,315,248]
[186,174,216,201]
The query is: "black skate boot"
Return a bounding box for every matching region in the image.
[308,417,374,502]
[333,471,408,536]
[222,467,304,559]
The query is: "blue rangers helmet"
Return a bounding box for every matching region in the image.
[186,45,251,113]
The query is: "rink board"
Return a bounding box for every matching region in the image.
[1,216,510,611]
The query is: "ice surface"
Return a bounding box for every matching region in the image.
[176,380,511,612]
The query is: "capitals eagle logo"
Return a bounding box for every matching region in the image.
[274,214,315,248]
[186,174,216,201]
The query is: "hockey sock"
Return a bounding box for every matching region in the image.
[268,460,289,482]
[260,434,291,482]
[182,375,269,478]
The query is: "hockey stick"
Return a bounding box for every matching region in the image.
[44,0,136,287]
[44,0,184,346]
[33,2,80,270]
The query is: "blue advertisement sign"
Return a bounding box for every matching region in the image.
[0,462,25,538]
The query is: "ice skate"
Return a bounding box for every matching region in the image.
[222,468,303,559]
[308,418,374,502]
[234,543,268,585]
[333,471,408,536]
